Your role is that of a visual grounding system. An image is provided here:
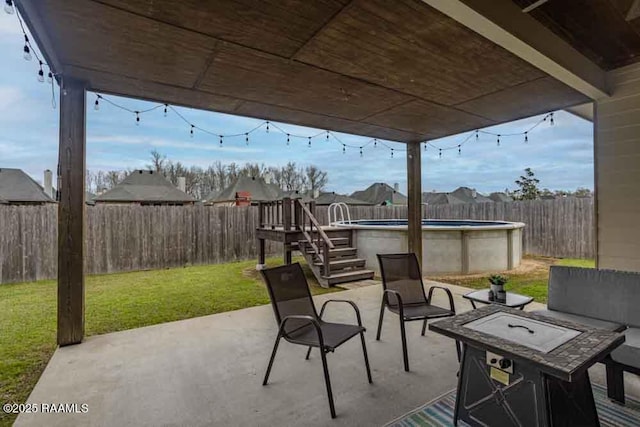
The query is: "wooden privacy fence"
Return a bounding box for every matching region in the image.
[0,198,594,284]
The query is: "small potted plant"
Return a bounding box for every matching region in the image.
[488,274,508,302]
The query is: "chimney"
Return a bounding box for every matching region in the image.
[394,183,399,192]
[177,177,186,193]
[313,188,320,199]
[44,169,53,198]
[263,172,272,184]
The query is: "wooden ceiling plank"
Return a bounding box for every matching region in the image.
[295,0,545,106]
[422,0,609,99]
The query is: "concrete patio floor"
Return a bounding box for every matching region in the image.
[16,281,640,427]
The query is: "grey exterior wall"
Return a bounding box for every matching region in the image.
[595,63,640,271]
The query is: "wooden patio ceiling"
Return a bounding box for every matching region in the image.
[21,0,590,143]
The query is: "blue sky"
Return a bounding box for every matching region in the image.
[0,13,594,195]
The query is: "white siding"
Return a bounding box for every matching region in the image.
[595,62,640,271]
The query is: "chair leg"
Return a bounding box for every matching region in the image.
[320,348,337,418]
[360,331,373,384]
[305,346,313,360]
[399,317,409,372]
[421,318,428,336]
[263,333,282,386]
[376,301,385,340]
[606,360,626,405]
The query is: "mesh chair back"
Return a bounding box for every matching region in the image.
[260,263,319,335]
[377,253,427,306]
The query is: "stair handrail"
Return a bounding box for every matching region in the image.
[328,202,351,225]
[297,200,335,250]
[296,199,334,278]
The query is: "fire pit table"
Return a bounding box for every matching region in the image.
[429,305,625,427]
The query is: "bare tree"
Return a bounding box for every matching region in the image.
[305,165,328,193]
[147,149,166,172]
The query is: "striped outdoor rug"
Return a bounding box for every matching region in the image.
[387,384,640,427]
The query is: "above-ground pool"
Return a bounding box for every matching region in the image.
[334,219,525,275]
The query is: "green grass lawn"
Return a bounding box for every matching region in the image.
[0,257,338,427]
[431,256,595,304]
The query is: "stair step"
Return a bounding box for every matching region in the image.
[323,269,375,285]
[327,247,357,258]
[314,258,366,270]
[329,237,350,247]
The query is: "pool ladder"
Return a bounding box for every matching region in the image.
[328,202,351,225]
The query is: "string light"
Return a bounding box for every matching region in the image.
[550,112,554,126]
[286,134,290,146]
[94,95,100,111]
[245,133,249,145]
[424,142,427,151]
[266,121,269,133]
[458,145,461,156]
[524,132,528,143]
[342,144,346,154]
[497,134,501,146]
[475,130,479,142]
[326,131,329,141]
[374,139,377,148]
[359,146,363,157]
[439,149,442,159]
[190,124,194,138]
[164,104,168,117]
[219,135,223,147]
[308,136,311,148]
[37,61,44,83]
[47,71,53,84]
[135,111,140,126]
[4,0,15,15]
[390,148,394,158]
[23,35,31,61]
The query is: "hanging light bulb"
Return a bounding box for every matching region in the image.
[23,43,31,61]
[424,142,427,151]
[135,111,140,126]
[164,104,168,117]
[47,71,53,84]
[439,149,442,159]
[219,135,223,147]
[37,61,44,83]
[359,147,363,157]
[266,121,269,133]
[497,134,501,146]
[326,131,329,141]
[390,148,394,158]
[374,139,377,148]
[94,96,100,111]
[308,136,311,148]
[4,0,15,14]
[475,130,479,141]
[342,144,346,154]
[245,133,249,145]
[458,145,461,156]
[524,132,528,143]
[190,124,194,138]
[550,112,554,126]
[286,134,290,146]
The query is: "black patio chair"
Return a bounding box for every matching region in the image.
[376,253,456,372]
[260,263,372,419]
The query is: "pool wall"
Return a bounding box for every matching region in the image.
[337,220,524,275]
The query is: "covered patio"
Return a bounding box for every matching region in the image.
[11,0,640,425]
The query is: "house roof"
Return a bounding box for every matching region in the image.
[94,170,194,203]
[314,192,372,206]
[0,168,55,203]
[211,176,282,203]
[489,192,513,203]
[351,183,407,205]
[423,187,497,205]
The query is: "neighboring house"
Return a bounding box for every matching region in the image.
[201,189,220,205]
[489,192,513,203]
[313,192,372,206]
[350,182,407,205]
[0,168,56,205]
[206,176,282,206]
[423,187,494,205]
[93,170,195,205]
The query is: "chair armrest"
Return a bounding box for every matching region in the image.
[319,299,364,327]
[383,289,405,317]
[279,315,326,348]
[427,286,456,314]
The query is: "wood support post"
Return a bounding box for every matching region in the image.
[57,77,87,346]
[406,143,423,270]
[258,239,266,269]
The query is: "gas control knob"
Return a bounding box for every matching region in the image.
[499,359,512,370]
